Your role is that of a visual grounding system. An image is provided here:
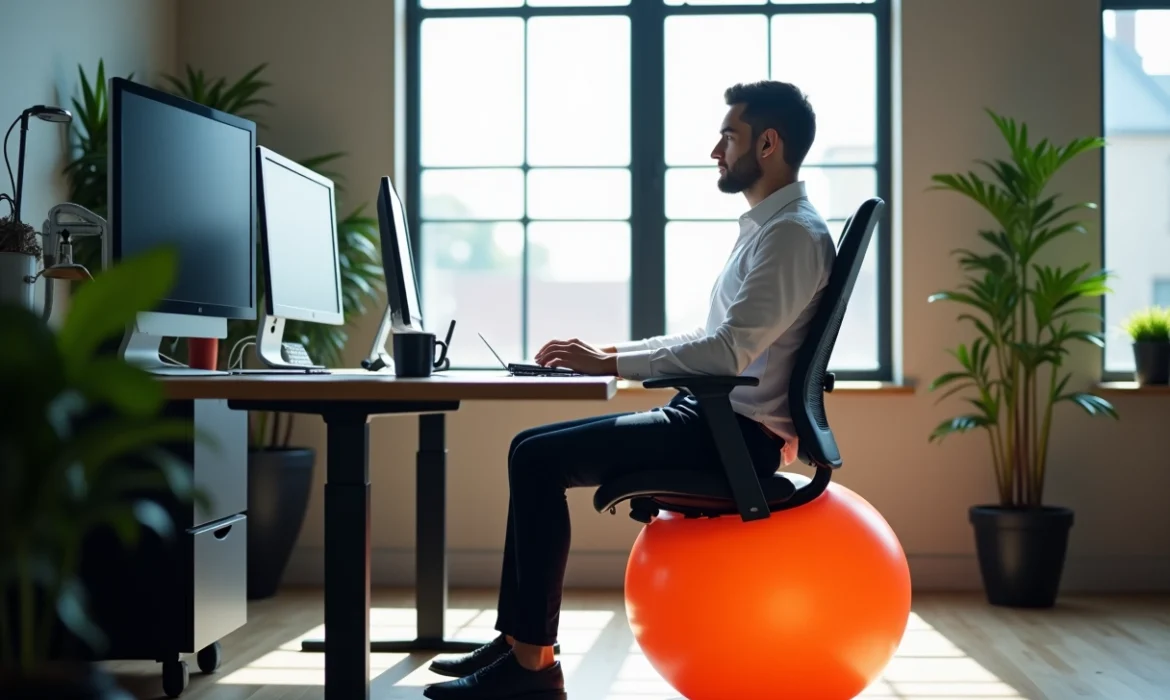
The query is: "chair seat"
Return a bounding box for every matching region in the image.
[594,470,813,520]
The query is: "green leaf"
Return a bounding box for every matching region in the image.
[929,371,971,392]
[57,248,178,368]
[132,499,175,540]
[72,357,164,417]
[1060,392,1119,418]
[928,414,993,443]
[57,418,195,479]
[56,578,108,654]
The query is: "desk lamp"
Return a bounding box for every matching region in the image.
[4,105,73,225]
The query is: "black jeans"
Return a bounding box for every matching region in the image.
[493,392,783,646]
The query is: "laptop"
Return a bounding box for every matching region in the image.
[478,333,583,377]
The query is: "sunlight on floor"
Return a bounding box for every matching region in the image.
[216,607,1026,699]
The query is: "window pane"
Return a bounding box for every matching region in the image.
[665,15,768,166]
[423,0,521,6]
[529,0,628,5]
[422,169,524,220]
[803,166,877,220]
[665,167,748,220]
[421,222,524,367]
[528,222,631,357]
[666,219,880,370]
[421,18,524,166]
[528,168,631,220]
[527,16,630,166]
[831,219,879,371]
[1103,9,1170,372]
[667,0,765,5]
[772,14,877,164]
[665,222,738,334]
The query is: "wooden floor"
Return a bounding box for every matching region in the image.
[104,588,1170,700]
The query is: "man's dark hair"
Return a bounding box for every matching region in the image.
[724,81,816,169]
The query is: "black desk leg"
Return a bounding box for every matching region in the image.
[368,413,482,654]
[302,410,372,700]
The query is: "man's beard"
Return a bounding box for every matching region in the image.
[717,152,763,194]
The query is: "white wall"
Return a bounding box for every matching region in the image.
[2,0,177,320]
[176,0,1170,593]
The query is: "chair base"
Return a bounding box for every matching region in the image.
[597,470,825,522]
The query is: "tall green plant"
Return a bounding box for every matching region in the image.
[927,110,1119,508]
[0,248,207,670]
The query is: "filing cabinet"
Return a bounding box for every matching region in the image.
[80,399,249,697]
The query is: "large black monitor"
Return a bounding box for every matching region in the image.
[363,176,423,372]
[378,175,421,330]
[107,77,256,374]
[254,146,342,370]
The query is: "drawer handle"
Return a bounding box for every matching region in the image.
[190,513,246,537]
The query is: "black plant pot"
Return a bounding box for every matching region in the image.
[970,505,1073,608]
[1133,341,1170,385]
[0,663,133,700]
[248,447,316,600]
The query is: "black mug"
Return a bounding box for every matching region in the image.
[393,331,450,377]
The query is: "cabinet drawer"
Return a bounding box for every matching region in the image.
[192,400,248,526]
[189,514,248,652]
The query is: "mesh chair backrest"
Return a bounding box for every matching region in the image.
[787,197,884,469]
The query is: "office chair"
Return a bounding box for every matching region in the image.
[593,197,885,523]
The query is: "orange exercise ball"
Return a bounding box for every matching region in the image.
[624,482,911,700]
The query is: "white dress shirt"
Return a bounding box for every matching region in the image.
[613,180,835,463]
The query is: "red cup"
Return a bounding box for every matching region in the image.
[187,338,219,371]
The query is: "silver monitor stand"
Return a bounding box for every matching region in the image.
[255,313,326,370]
[361,304,418,373]
[119,311,229,376]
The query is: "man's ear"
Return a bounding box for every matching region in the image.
[758,128,780,159]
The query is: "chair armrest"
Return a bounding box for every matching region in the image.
[642,375,760,393]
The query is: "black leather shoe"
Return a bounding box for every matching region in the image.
[429,634,513,678]
[423,651,566,699]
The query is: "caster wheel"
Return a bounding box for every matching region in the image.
[162,659,189,698]
[197,641,223,674]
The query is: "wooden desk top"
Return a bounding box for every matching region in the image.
[161,369,618,402]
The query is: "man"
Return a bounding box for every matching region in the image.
[422,80,837,700]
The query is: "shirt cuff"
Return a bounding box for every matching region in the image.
[616,350,654,379]
[610,340,648,353]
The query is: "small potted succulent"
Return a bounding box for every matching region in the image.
[1123,306,1170,385]
[0,215,41,312]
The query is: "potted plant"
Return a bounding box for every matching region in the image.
[0,215,41,312]
[62,61,384,600]
[0,247,207,698]
[1122,306,1170,385]
[927,110,1119,608]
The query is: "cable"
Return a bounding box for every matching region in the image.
[228,335,257,370]
[0,193,13,216]
[231,343,255,370]
[159,353,187,367]
[3,115,19,205]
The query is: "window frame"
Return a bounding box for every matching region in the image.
[1099,0,1170,381]
[405,0,894,381]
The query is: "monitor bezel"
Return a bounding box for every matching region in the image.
[377,176,422,330]
[109,76,257,321]
[256,145,345,326]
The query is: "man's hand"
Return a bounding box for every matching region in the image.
[535,338,618,376]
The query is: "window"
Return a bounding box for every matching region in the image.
[407,0,892,378]
[1102,3,1170,375]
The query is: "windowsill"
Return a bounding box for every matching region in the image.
[616,379,915,395]
[1095,381,1170,394]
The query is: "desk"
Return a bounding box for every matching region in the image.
[163,371,618,700]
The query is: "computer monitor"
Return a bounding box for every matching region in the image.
[363,176,424,372]
[254,146,343,370]
[107,77,257,375]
